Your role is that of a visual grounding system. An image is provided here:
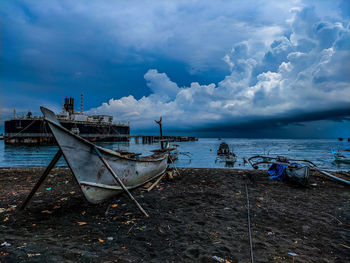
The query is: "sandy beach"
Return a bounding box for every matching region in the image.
[0,167,349,262]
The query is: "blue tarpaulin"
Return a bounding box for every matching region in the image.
[267,163,287,181]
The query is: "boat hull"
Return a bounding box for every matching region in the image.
[41,107,168,204]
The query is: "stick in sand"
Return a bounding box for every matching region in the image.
[147,173,166,192]
[93,146,149,218]
[169,156,180,176]
[21,149,63,210]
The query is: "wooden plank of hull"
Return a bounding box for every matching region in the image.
[40,107,168,204]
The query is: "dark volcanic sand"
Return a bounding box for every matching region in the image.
[0,167,349,262]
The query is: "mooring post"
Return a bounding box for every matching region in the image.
[155,117,164,149]
[21,149,63,210]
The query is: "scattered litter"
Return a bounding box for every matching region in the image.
[111,204,118,208]
[98,238,104,243]
[70,191,75,194]
[288,252,298,256]
[60,197,68,201]
[258,197,264,201]
[212,255,231,262]
[46,187,51,191]
[136,226,146,231]
[224,207,230,210]
[3,217,9,222]
[77,221,87,226]
[0,208,5,213]
[107,237,113,241]
[41,210,53,214]
[53,205,61,209]
[267,232,274,236]
[121,246,127,250]
[27,253,41,257]
[1,242,11,247]
[311,183,317,186]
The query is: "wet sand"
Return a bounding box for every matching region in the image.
[0,167,349,262]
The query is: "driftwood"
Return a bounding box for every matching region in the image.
[147,173,166,192]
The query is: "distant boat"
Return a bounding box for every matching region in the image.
[333,150,350,164]
[39,106,170,204]
[217,142,231,155]
[217,142,237,164]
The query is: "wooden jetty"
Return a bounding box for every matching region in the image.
[132,135,197,144]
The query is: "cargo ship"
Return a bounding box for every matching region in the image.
[4,96,130,144]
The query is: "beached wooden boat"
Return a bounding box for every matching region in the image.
[36,107,169,204]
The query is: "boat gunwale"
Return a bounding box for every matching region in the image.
[41,106,168,163]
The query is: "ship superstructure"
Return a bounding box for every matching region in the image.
[4,96,130,144]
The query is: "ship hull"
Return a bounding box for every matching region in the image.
[4,119,130,144]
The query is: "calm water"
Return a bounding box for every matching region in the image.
[0,138,349,171]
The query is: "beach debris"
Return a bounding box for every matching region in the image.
[98,238,104,243]
[27,253,41,257]
[111,204,118,208]
[288,252,298,263]
[107,237,113,241]
[41,210,53,214]
[147,173,166,192]
[136,225,146,231]
[339,243,350,249]
[46,187,51,191]
[121,246,127,250]
[0,208,5,213]
[212,255,231,263]
[3,217,9,222]
[1,242,11,247]
[77,221,87,226]
[127,224,135,234]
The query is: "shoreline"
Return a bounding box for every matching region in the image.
[1,168,349,262]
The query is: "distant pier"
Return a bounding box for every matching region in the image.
[2,133,197,144]
[132,135,197,144]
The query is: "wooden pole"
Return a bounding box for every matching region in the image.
[155,117,163,149]
[168,155,180,176]
[93,146,149,217]
[20,149,63,210]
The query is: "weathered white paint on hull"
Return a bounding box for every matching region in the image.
[41,107,168,204]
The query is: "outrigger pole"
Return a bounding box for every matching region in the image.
[20,149,63,210]
[93,146,149,218]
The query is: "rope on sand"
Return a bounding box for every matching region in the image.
[245,183,254,263]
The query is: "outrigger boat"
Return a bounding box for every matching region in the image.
[332,150,350,164]
[21,107,172,216]
[248,155,350,186]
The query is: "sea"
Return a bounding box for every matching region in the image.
[0,138,349,171]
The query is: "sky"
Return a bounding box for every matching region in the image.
[1,0,349,138]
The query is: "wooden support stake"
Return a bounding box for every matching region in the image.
[169,156,180,176]
[20,149,63,210]
[93,146,149,218]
